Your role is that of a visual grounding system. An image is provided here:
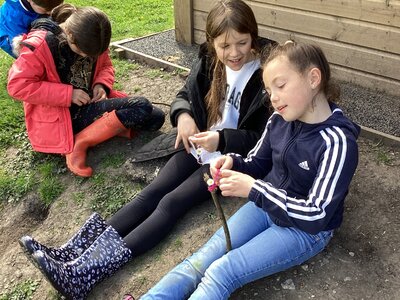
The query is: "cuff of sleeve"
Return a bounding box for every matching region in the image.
[216,130,226,153]
[248,180,263,208]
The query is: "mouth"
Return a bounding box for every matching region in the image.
[276,105,287,113]
[229,57,242,64]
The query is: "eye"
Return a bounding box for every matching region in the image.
[277,83,286,89]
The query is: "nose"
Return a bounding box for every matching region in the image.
[270,91,278,103]
[230,45,239,57]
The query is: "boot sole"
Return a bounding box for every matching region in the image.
[32,252,79,300]
[19,239,42,271]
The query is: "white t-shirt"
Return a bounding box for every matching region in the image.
[210,58,261,131]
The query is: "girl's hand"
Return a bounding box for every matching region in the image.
[189,131,219,152]
[175,112,199,152]
[91,84,107,102]
[72,89,91,106]
[218,169,255,198]
[210,155,233,180]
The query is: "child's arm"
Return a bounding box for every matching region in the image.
[228,116,275,179]
[248,131,359,234]
[218,169,256,198]
[7,44,73,107]
[91,50,115,95]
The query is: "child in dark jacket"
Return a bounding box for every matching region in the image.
[0,0,63,57]
[136,41,360,299]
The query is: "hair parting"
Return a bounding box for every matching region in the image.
[204,0,259,128]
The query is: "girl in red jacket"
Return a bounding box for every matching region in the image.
[7,4,165,177]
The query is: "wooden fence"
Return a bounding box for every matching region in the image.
[174,0,400,97]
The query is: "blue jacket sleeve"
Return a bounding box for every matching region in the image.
[247,126,359,234]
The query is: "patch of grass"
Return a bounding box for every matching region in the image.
[132,86,142,93]
[38,177,65,207]
[372,141,396,165]
[0,52,25,150]
[0,279,39,300]
[174,238,183,249]
[137,275,148,286]
[0,168,33,203]
[110,56,141,90]
[100,153,126,168]
[72,191,86,206]
[205,211,217,220]
[145,68,167,79]
[36,160,66,206]
[376,149,395,165]
[89,172,140,218]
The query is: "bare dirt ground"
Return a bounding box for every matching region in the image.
[0,62,399,300]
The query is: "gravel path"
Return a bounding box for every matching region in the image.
[122,30,400,137]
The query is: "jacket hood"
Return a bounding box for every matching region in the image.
[30,18,62,35]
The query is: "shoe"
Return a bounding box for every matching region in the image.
[19,212,107,262]
[33,226,133,300]
[66,110,128,177]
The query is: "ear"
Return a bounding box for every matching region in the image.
[309,67,321,89]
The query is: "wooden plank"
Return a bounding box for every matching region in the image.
[174,0,193,45]
[193,28,400,98]
[193,7,400,54]
[256,26,400,81]
[194,25,400,81]
[194,0,400,28]
[331,64,400,100]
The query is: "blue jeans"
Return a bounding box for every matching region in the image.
[140,201,333,300]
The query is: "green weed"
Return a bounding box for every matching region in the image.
[144,68,166,79]
[0,279,39,300]
[174,238,183,249]
[38,177,65,207]
[100,153,126,168]
[72,191,86,206]
[0,168,33,203]
[89,172,141,218]
[372,141,395,165]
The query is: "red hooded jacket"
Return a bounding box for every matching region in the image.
[7,29,126,154]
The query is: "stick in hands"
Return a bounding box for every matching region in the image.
[210,155,256,199]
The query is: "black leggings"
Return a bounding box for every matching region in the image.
[70,96,165,134]
[107,150,211,255]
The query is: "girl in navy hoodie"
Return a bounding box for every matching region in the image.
[137,41,360,300]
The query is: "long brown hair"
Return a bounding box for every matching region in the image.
[51,4,111,57]
[205,0,259,128]
[264,41,340,103]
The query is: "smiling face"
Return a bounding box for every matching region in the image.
[213,29,254,71]
[263,56,316,123]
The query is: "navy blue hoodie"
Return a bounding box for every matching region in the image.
[230,103,360,234]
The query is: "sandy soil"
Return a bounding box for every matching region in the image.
[0,62,399,300]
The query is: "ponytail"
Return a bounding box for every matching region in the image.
[51,3,77,24]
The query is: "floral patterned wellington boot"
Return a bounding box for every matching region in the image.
[19,212,108,262]
[33,226,133,300]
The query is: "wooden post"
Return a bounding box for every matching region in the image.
[174,0,193,45]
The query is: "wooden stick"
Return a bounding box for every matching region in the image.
[210,191,232,252]
[204,173,232,252]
